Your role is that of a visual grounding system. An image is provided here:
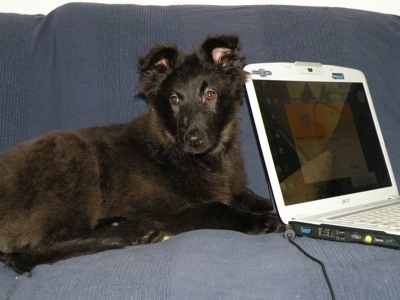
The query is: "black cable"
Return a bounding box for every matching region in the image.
[283,227,336,300]
[287,237,336,300]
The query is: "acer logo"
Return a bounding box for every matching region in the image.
[342,198,350,204]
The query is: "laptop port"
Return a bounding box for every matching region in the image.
[336,230,346,241]
[351,233,362,240]
[318,228,334,237]
[300,227,311,235]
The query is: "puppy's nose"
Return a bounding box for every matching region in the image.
[184,128,205,147]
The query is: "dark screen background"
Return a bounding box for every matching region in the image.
[253,80,391,205]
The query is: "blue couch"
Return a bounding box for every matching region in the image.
[1,3,400,299]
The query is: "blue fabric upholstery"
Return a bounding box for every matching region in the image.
[3,231,400,299]
[1,4,400,299]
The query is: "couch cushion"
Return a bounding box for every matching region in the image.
[3,230,400,299]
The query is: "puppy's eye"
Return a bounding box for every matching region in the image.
[169,95,180,105]
[204,90,217,101]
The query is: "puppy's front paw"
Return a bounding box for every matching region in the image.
[263,214,286,233]
[250,213,285,234]
[134,230,173,245]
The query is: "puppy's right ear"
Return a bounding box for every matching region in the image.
[139,45,182,99]
[139,44,181,74]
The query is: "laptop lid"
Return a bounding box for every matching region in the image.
[245,62,398,224]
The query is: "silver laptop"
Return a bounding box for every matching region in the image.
[245,62,400,248]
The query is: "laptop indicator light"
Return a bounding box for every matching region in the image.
[364,235,373,244]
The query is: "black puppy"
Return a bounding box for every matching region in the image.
[0,35,283,273]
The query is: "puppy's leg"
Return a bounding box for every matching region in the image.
[165,202,285,235]
[1,219,172,273]
[1,237,126,274]
[232,187,275,213]
[95,217,129,228]
[91,219,173,244]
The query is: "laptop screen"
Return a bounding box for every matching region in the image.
[253,80,392,205]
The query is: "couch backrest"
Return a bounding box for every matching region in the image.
[1,3,399,196]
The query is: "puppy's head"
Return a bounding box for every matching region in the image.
[139,35,247,155]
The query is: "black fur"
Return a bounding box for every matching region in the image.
[0,35,283,273]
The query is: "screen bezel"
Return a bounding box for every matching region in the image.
[244,63,398,224]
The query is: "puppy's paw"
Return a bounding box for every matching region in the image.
[250,213,285,234]
[134,230,173,245]
[263,214,286,233]
[1,253,29,274]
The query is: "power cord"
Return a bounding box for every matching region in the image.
[284,227,336,300]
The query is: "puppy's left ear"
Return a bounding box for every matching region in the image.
[197,35,245,68]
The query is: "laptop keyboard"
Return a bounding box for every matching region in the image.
[332,203,400,230]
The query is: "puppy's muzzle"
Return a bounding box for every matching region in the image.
[184,128,205,148]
